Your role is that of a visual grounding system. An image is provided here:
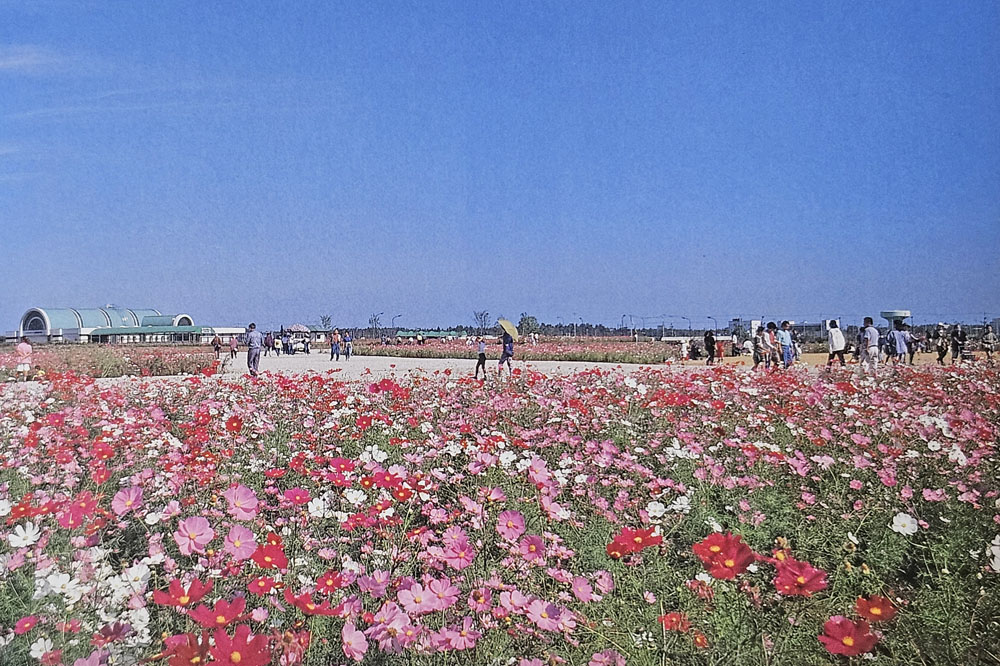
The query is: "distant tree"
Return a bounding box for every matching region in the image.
[473,311,491,335]
[319,314,332,330]
[518,313,539,336]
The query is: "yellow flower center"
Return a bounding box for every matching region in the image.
[870,606,882,615]
[842,636,854,647]
[724,559,735,567]
[230,651,242,663]
[709,545,721,553]
[178,595,190,605]
[796,576,806,585]
[233,540,241,548]
[216,615,227,624]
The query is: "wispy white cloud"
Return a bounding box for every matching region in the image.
[0,45,68,74]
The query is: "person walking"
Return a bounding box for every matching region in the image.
[826,320,847,367]
[246,323,264,377]
[905,325,919,365]
[950,324,968,364]
[263,332,274,357]
[731,332,740,357]
[752,326,767,371]
[282,332,294,356]
[777,321,794,368]
[981,324,997,362]
[765,322,780,370]
[498,331,514,377]
[703,329,716,366]
[330,329,341,361]
[229,334,239,360]
[890,321,911,366]
[211,334,222,360]
[343,332,352,360]
[14,336,32,382]
[474,336,487,378]
[934,324,949,365]
[861,317,880,374]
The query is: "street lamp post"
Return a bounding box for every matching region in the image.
[681,316,691,331]
[621,314,627,336]
[572,313,579,338]
[391,314,402,332]
[708,316,718,333]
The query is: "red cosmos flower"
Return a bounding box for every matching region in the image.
[247,577,275,596]
[188,597,246,629]
[392,487,414,502]
[163,632,209,666]
[315,570,346,595]
[658,612,691,633]
[209,625,270,666]
[329,457,355,473]
[856,595,898,622]
[283,488,311,505]
[153,579,214,608]
[693,632,709,649]
[359,476,376,490]
[373,471,401,488]
[251,545,288,570]
[773,558,828,597]
[14,616,38,634]
[264,532,284,548]
[606,527,663,559]
[263,468,286,478]
[225,415,243,434]
[692,532,756,580]
[282,588,343,616]
[818,616,878,656]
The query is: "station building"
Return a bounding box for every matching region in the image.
[11,306,244,344]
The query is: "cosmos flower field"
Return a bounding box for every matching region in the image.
[1,363,998,665]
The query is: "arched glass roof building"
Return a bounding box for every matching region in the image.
[18,307,196,342]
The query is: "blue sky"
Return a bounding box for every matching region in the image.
[2,1,998,331]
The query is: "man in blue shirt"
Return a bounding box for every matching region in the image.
[777,321,794,368]
[246,323,264,376]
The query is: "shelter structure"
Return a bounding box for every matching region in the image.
[12,306,241,344]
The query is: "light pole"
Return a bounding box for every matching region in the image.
[708,316,718,333]
[621,314,627,335]
[572,313,580,338]
[681,316,691,331]
[557,316,564,336]
[391,314,402,331]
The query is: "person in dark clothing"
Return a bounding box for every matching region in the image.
[704,329,716,366]
[498,332,514,376]
[950,324,968,364]
[474,337,487,378]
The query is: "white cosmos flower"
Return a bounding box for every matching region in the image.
[29,637,53,659]
[645,501,667,519]
[343,488,366,507]
[988,535,1000,573]
[948,445,967,466]
[47,571,85,603]
[926,440,942,452]
[890,512,919,536]
[670,496,692,514]
[8,521,41,548]
[0,499,11,517]
[308,497,333,519]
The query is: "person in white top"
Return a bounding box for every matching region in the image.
[826,320,847,367]
[860,317,880,374]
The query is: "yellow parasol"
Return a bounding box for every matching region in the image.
[497,319,519,342]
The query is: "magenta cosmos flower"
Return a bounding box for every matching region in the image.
[222,485,258,521]
[496,510,526,541]
[519,535,546,564]
[174,516,214,556]
[442,539,476,571]
[571,576,595,602]
[283,488,311,505]
[224,525,257,561]
[111,487,143,516]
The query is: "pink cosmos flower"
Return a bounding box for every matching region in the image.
[442,539,475,571]
[571,576,594,602]
[342,622,368,662]
[111,487,143,516]
[499,589,531,614]
[426,578,460,611]
[283,488,311,505]
[224,525,257,561]
[14,615,38,634]
[468,587,492,612]
[497,510,526,541]
[589,649,626,666]
[519,535,546,564]
[222,485,258,521]
[446,617,481,650]
[398,584,434,615]
[173,516,214,556]
[526,599,561,631]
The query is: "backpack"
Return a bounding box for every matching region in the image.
[884,331,897,355]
